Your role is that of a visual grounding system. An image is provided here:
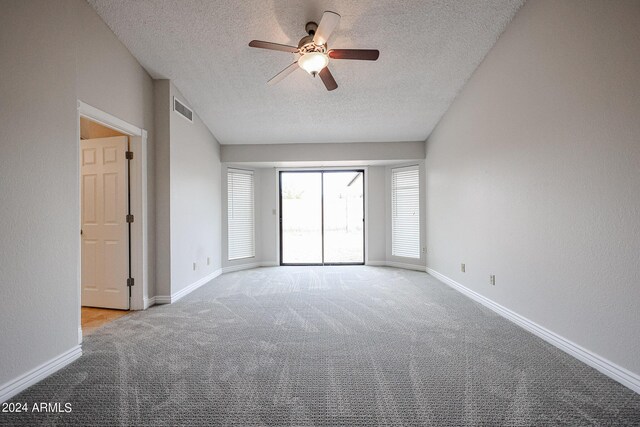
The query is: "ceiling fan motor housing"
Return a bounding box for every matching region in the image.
[298,35,314,49]
[305,21,318,36]
[299,21,325,49]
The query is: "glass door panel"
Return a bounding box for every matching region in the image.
[280,172,322,264]
[323,171,364,264]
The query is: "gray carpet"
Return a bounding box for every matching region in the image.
[2,266,639,426]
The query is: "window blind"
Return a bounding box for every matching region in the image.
[391,166,420,258]
[228,168,255,260]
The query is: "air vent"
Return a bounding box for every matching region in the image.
[173,97,193,122]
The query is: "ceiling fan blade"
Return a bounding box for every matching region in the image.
[318,67,338,91]
[249,40,298,53]
[329,49,380,61]
[313,11,340,45]
[267,62,300,86]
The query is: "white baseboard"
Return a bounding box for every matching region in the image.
[154,295,171,305]
[0,345,82,403]
[143,296,156,309]
[155,269,222,304]
[260,261,278,268]
[366,260,426,272]
[386,261,427,272]
[171,269,222,302]
[426,267,640,395]
[221,262,277,274]
[155,264,279,303]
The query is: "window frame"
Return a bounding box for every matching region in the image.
[227,168,255,261]
[391,165,421,259]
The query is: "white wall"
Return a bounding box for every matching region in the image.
[0,0,154,392]
[170,82,222,293]
[426,0,640,377]
[221,141,425,164]
[76,1,156,297]
[238,166,403,267]
[259,169,279,265]
[154,80,171,298]
[366,167,387,263]
[221,143,424,268]
[154,81,222,297]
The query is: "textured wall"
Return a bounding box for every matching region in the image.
[232,166,389,266]
[221,142,426,164]
[258,169,279,265]
[426,0,640,374]
[76,0,156,298]
[154,80,172,298]
[366,167,387,263]
[154,80,222,297]
[0,0,78,387]
[169,83,222,294]
[0,0,155,386]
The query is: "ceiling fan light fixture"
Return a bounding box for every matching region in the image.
[298,52,329,76]
[248,11,379,90]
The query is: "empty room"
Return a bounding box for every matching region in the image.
[1,0,639,425]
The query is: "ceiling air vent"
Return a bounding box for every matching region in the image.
[173,97,193,123]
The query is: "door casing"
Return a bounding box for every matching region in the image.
[77,101,148,343]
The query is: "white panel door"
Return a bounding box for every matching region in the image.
[81,136,129,309]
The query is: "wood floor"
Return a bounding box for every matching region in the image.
[81,307,129,335]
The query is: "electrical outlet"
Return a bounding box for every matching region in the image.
[461,263,466,273]
[193,262,197,271]
[207,257,211,266]
[490,275,496,286]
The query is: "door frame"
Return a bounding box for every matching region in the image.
[278,169,365,266]
[76,101,148,342]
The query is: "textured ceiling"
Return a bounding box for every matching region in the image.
[88,0,524,145]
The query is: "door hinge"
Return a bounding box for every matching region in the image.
[125,151,133,160]
[126,214,134,223]
[127,277,135,287]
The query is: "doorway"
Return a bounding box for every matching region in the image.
[80,118,131,310]
[77,102,149,343]
[279,170,365,265]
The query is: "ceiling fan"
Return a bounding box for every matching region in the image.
[249,11,379,91]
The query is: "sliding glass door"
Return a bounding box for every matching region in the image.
[280,170,364,265]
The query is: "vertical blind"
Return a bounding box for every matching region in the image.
[391,166,420,258]
[228,168,255,260]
